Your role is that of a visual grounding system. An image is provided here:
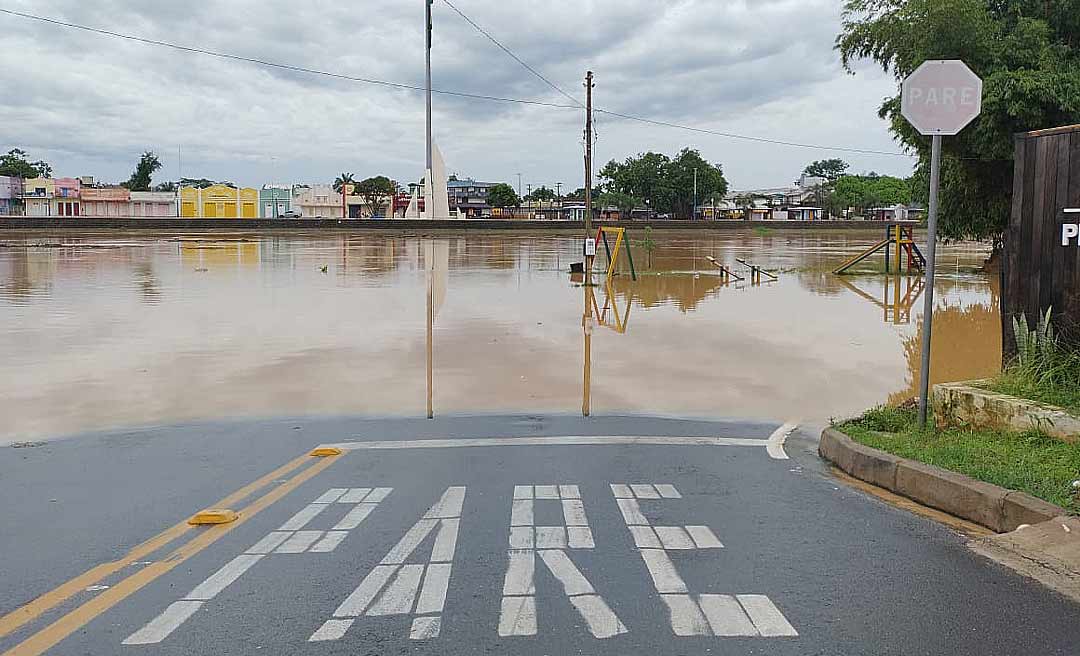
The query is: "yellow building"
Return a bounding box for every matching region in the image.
[179,185,259,218]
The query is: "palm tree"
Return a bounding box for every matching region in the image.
[333,173,355,219]
[333,173,355,194]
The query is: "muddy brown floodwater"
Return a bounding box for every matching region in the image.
[0,229,1001,443]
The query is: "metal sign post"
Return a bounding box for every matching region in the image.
[900,60,983,427]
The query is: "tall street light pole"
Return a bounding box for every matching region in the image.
[426,0,434,175]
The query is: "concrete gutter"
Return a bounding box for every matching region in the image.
[820,427,1065,533]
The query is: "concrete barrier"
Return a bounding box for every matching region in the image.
[934,381,1080,443]
[820,427,1065,533]
[0,218,916,232]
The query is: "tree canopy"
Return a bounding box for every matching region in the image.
[122,152,162,191]
[600,148,728,218]
[838,0,1080,241]
[180,178,222,189]
[487,183,521,208]
[832,174,914,214]
[598,191,639,214]
[0,149,52,179]
[524,186,556,203]
[355,176,398,217]
[803,159,850,182]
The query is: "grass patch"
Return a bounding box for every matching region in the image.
[985,309,1080,416]
[837,405,1080,512]
[988,373,1080,416]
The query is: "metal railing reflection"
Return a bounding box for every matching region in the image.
[837,274,926,325]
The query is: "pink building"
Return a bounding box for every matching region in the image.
[130,191,176,217]
[81,187,130,217]
[53,178,80,217]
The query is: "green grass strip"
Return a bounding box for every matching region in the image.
[837,406,1080,512]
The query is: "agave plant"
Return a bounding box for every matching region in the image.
[1013,307,1055,367]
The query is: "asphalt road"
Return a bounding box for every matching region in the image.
[1,414,1077,656]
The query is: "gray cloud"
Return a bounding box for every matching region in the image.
[0,0,912,191]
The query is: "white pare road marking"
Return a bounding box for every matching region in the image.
[322,435,779,452]
[499,485,626,639]
[611,484,798,639]
[124,487,393,646]
[766,422,800,460]
[311,487,466,643]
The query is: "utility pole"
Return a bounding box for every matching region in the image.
[584,71,594,239]
[693,168,698,220]
[177,144,182,217]
[582,70,595,418]
[526,183,533,218]
[516,173,523,197]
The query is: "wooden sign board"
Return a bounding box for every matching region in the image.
[1002,125,1080,355]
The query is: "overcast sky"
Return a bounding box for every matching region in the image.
[0,0,916,192]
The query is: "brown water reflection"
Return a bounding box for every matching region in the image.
[0,230,999,442]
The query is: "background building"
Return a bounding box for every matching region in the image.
[130,191,177,217]
[260,185,293,218]
[54,178,80,216]
[20,177,54,217]
[292,185,342,218]
[81,187,131,217]
[180,185,258,218]
[0,176,22,215]
[448,179,496,218]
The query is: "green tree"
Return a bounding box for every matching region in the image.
[355,176,398,217]
[598,191,638,215]
[803,159,850,182]
[122,152,162,191]
[0,149,52,178]
[154,181,178,193]
[180,178,217,189]
[524,186,556,203]
[487,183,521,208]
[600,148,728,217]
[833,174,913,214]
[838,0,1080,242]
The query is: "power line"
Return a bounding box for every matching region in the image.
[439,0,585,109]
[594,109,915,158]
[2,6,915,159]
[0,7,580,110]
[435,2,910,158]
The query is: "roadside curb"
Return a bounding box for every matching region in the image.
[819,427,1065,533]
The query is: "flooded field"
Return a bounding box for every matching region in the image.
[0,229,1000,442]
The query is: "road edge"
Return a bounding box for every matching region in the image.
[818,427,1064,533]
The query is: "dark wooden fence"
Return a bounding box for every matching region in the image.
[1002,125,1080,356]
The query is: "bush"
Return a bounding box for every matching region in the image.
[992,309,1080,414]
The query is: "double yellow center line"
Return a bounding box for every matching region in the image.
[1,451,340,656]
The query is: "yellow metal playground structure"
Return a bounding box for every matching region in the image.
[594,227,637,281]
[833,224,927,275]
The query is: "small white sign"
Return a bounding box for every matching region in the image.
[584,239,597,257]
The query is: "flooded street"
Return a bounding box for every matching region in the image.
[0,229,1000,443]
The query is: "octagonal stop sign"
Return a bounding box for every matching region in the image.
[901,60,983,136]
